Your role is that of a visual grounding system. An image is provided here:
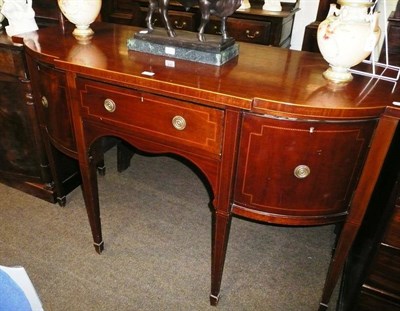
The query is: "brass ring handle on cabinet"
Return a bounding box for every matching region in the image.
[246,30,260,39]
[172,115,186,130]
[104,98,116,112]
[174,20,187,29]
[293,165,310,179]
[41,96,48,108]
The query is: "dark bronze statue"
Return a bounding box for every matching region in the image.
[145,0,242,42]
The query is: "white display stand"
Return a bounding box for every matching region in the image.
[349,0,400,83]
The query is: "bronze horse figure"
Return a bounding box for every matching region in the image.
[145,0,242,42]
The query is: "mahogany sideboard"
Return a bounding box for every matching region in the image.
[19,23,400,310]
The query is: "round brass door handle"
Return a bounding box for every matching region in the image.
[172,115,186,130]
[104,98,116,112]
[41,96,48,108]
[294,165,311,179]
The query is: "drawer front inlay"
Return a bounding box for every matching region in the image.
[77,78,224,156]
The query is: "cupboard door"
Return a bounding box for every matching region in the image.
[233,113,376,225]
[26,58,82,205]
[34,62,77,156]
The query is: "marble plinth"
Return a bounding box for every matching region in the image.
[127,28,239,66]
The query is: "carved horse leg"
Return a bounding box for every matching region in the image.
[159,0,176,37]
[145,0,157,32]
[198,12,230,42]
[146,0,176,37]
[220,16,229,41]
[197,3,210,42]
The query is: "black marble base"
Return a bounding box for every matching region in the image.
[127,28,239,66]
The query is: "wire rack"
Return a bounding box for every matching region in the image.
[349,0,400,83]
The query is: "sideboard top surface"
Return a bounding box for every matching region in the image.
[20,23,400,119]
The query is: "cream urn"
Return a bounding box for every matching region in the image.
[317,0,381,83]
[58,0,102,40]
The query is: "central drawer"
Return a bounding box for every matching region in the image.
[76,78,224,156]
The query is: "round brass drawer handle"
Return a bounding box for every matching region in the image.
[294,165,311,179]
[172,115,186,130]
[41,96,48,108]
[104,98,116,112]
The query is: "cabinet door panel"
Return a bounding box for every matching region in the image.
[234,113,376,223]
[34,62,77,155]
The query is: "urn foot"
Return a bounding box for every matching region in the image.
[72,26,94,41]
[323,66,353,84]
